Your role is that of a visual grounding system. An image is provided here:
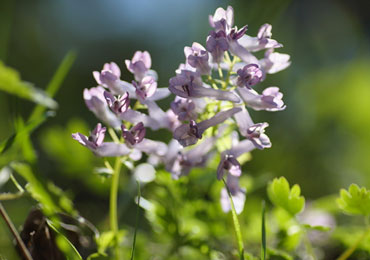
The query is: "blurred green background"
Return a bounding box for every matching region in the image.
[0,0,369,259]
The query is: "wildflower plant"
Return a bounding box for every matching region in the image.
[1,4,370,260]
[71,5,291,258]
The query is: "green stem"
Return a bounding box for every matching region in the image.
[222,178,244,259]
[337,217,370,260]
[110,157,122,259]
[218,65,224,79]
[108,128,120,143]
[130,181,141,260]
[301,226,317,260]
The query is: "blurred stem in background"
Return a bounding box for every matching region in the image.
[0,0,14,62]
[109,155,123,260]
[337,216,370,260]
[222,178,245,260]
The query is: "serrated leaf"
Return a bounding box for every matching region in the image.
[267,177,305,216]
[0,61,57,108]
[336,184,370,216]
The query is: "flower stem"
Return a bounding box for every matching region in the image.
[302,226,317,260]
[222,178,244,260]
[337,217,370,260]
[110,156,122,259]
[130,181,141,260]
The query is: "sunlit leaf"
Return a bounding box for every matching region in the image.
[29,50,76,122]
[337,184,370,216]
[0,61,57,108]
[267,177,305,216]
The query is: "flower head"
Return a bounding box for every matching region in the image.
[132,76,157,101]
[206,30,229,64]
[170,97,196,121]
[209,6,234,33]
[104,91,130,115]
[184,42,211,75]
[217,154,241,180]
[122,122,146,146]
[72,123,130,157]
[125,51,152,81]
[237,64,263,88]
[245,123,271,149]
[238,87,285,111]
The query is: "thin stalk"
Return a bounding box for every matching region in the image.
[0,202,33,260]
[110,157,122,259]
[108,128,120,143]
[261,201,266,260]
[222,178,244,259]
[337,216,370,260]
[218,65,224,79]
[302,227,317,260]
[130,181,141,260]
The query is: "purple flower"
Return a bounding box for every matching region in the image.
[144,100,173,130]
[104,91,130,115]
[228,40,259,64]
[134,139,168,157]
[72,123,130,157]
[228,25,248,41]
[170,96,196,121]
[245,122,271,149]
[220,175,246,214]
[132,76,157,101]
[166,109,182,131]
[119,109,160,130]
[174,107,241,147]
[206,30,229,64]
[125,51,152,81]
[165,138,214,179]
[83,87,120,128]
[238,24,282,52]
[169,70,240,103]
[237,87,286,111]
[209,6,234,33]
[121,122,146,146]
[217,154,241,180]
[259,49,291,74]
[184,42,211,75]
[236,64,263,88]
[93,62,121,85]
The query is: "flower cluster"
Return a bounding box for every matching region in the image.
[168,6,290,213]
[72,51,171,161]
[72,5,290,215]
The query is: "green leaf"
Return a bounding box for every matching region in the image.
[29,50,76,122]
[267,248,293,260]
[0,61,57,108]
[96,230,126,255]
[10,162,60,215]
[302,224,331,232]
[267,177,305,216]
[336,184,370,216]
[48,220,83,260]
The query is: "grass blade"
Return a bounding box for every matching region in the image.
[261,200,266,260]
[29,50,76,122]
